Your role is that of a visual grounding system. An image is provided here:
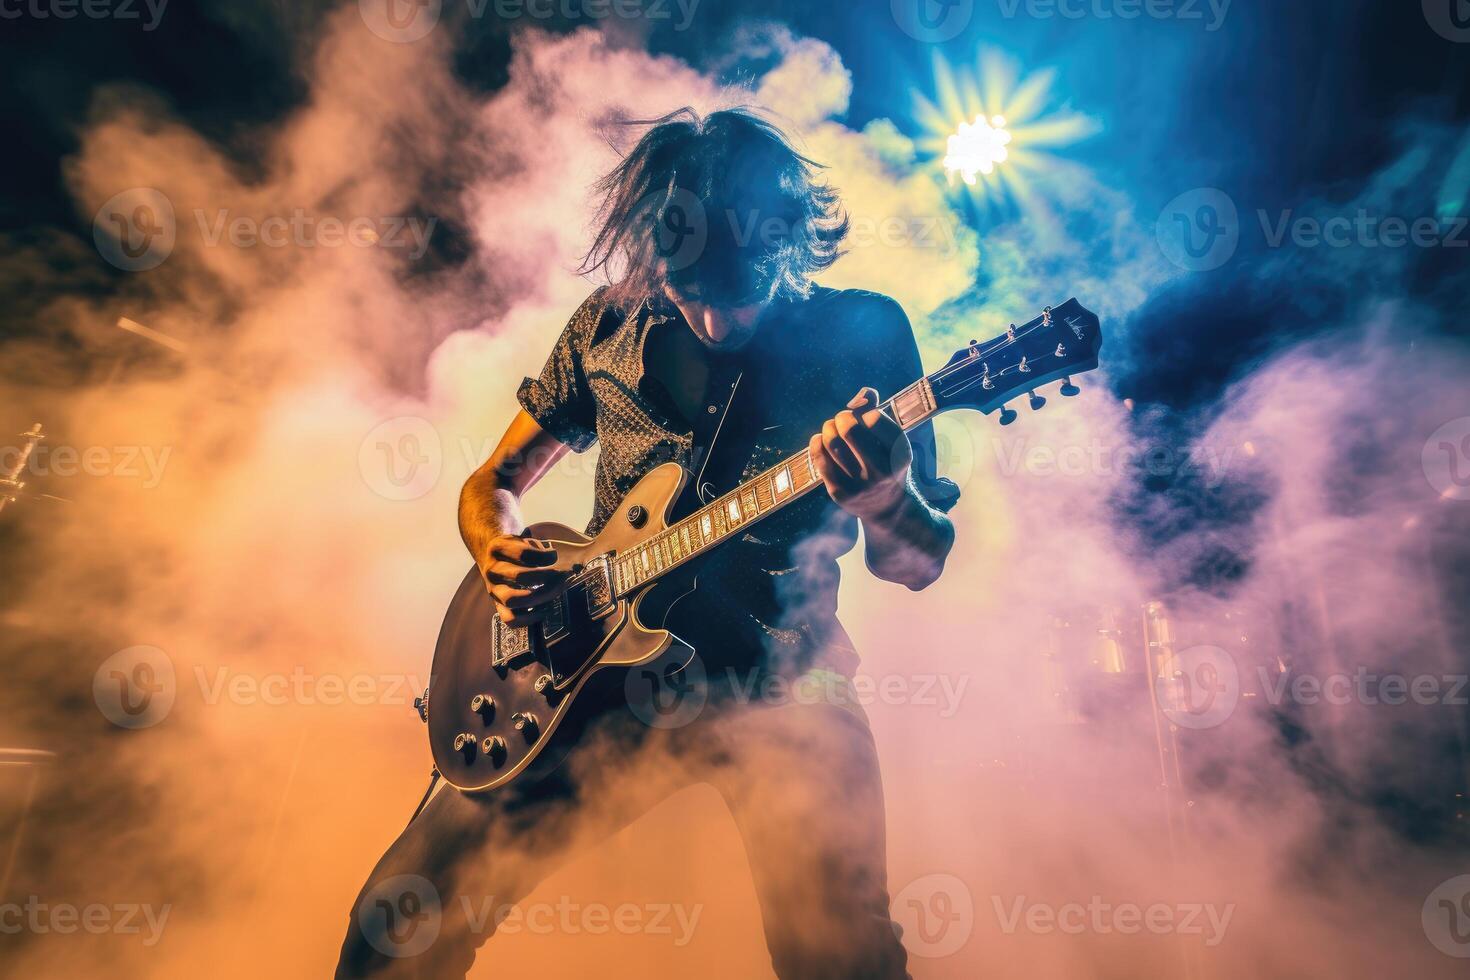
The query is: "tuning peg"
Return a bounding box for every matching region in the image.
[1060,376,1080,397]
[1042,306,1052,326]
[1028,390,1047,411]
[999,405,1018,426]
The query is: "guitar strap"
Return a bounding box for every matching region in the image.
[682,351,764,517]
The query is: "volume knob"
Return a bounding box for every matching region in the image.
[481,735,508,763]
[453,732,477,761]
[470,693,495,719]
[511,712,539,734]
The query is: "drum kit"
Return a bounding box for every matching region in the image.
[1007,596,1288,816]
[1,422,57,901]
[0,423,44,516]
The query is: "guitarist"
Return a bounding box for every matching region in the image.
[337,107,960,979]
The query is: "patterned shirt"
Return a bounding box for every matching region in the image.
[518,285,959,678]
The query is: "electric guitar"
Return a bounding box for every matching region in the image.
[421,299,1103,791]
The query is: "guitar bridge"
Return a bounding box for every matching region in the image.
[542,593,568,644]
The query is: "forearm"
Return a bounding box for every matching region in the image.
[859,478,955,591]
[459,410,570,565]
[458,472,524,567]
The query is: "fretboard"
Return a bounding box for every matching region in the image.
[611,376,938,597]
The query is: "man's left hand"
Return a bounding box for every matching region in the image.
[809,388,913,522]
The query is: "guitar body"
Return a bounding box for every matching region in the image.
[426,462,697,792]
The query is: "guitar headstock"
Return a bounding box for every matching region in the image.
[928,299,1102,424]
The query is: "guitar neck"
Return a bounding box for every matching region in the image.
[611,376,939,597]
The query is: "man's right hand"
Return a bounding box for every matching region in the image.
[478,534,566,627]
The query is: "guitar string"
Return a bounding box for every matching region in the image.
[924,313,1082,391]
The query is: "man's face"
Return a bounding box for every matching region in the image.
[662,283,769,352]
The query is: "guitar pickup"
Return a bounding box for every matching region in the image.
[582,555,615,620]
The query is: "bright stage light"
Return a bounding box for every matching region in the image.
[943,114,1013,185]
[916,49,1101,205]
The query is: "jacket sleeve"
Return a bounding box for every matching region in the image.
[515,289,606,453]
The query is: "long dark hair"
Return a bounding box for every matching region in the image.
[580,107,848,308]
